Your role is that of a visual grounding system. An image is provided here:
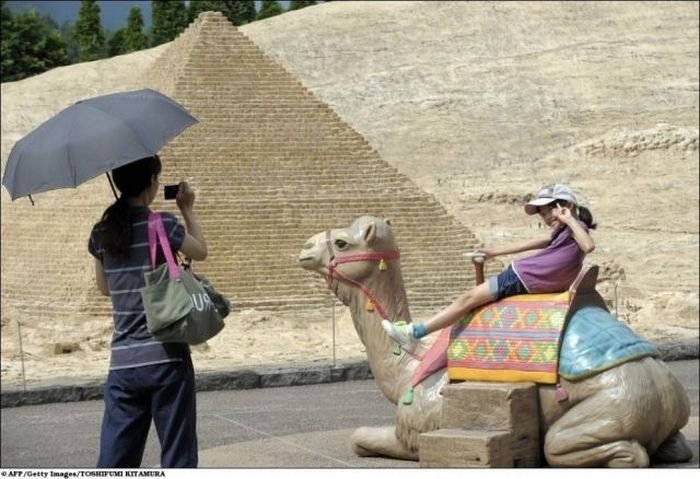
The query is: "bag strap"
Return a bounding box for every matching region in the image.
[148,212,181,279]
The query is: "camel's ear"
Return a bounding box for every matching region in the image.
[363,222,377,246]
[384,218,392,226]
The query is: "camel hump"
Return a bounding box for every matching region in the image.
[568,264,608,314]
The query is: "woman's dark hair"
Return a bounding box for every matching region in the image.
[553,200,597,230]
[98,155,162,259]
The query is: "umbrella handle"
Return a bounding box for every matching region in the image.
[105,173,118,200]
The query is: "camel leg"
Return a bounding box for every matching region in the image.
[350,426,418,461]
[544,398,650,467]
[651,432,694,463]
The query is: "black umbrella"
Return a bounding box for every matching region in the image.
[2,88,198,202]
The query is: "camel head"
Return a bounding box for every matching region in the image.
[299,216,410,322]
[300,216,418,404]
[299,216,397,281]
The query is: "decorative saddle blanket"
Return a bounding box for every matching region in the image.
[447,292,570,384]
[558,306,658,380]
[411,295,660,388]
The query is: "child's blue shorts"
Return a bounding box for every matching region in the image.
[487,265,528,301]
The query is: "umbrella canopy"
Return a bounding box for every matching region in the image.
[2,88,198,200]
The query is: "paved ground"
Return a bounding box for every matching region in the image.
[1,360,697,469]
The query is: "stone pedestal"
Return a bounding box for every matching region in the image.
[419,382,541,467]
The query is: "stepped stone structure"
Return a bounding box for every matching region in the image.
[419,382,540,467]
[2,12,491,329]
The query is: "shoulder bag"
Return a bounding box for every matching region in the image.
[141,212,230,345]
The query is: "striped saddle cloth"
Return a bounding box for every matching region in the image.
[447,291,570,384]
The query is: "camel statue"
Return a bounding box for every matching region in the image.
[298,216,693,467]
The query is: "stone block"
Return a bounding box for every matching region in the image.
[440,381,541,467]
[419,429,512,467]
[441,382,538,429]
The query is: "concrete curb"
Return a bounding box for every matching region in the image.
[0,358,373,408]
[2,338,697,408]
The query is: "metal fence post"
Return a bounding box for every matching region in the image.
[17,320,27,392]
[331,296,337,368]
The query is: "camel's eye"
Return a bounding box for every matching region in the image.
[334,239,348,249]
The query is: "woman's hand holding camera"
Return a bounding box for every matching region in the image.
[176,181,195,213]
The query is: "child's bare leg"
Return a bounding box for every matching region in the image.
[423,282,494,334]
[381,282,495,351]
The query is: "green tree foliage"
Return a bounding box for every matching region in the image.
[1,3,69,82]
[75,0,105,62]
[123,6,148,53]
[257,0,284,20]
[187,0,226,23]
[107,28,126,57]
[59,21,80,64]
[42,12,60,30]
[151,0,188,47]
[290,1,317,11]
[223,0,256,25]
[188,0,256,25]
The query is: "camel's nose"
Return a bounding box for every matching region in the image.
[298,233,325,270]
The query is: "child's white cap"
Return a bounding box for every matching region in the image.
[524,184,578,215]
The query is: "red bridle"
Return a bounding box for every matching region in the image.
[323,230,426,362]
[324,230,400,322]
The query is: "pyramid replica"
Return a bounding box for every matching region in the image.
[1,12,490,331]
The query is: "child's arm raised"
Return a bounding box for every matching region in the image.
[482,236,550,259]
[554,204,595,253]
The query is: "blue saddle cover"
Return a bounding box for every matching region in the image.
[559,306,659,380]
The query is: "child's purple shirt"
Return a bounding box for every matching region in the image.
[512,220,588,293]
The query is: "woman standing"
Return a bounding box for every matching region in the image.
[88,155,206,468]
